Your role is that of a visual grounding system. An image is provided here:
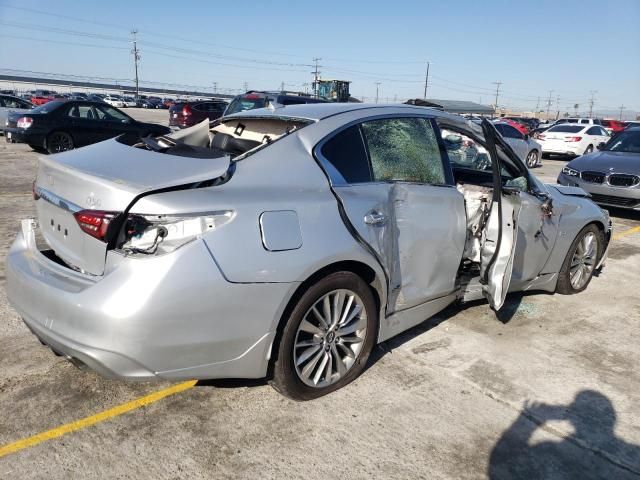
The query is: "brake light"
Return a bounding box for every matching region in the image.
[537,134,546,140]
[17,117,33,129]
[565,136,582,142]
[73,210,118,241]
[181,104,192,117]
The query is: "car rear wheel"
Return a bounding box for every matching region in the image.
[271,271,378,400]
[46,131,74,154]
[556,224,603,294]
[526,150,539,168]
[584,144,594,154]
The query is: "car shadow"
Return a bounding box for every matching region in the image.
[605,206,640,222]
[488,390,640,479]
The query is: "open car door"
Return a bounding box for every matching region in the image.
[479,120,522,310]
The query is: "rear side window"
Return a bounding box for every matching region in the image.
[320,125,372,183]
[360,117,445,184]
[586,127,600,135]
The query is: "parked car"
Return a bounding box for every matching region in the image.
[538,124,610,157]
[4,100,170,154]
[71,92,88,100]
[169,100,227,129]
[5,104,611,400]
[163,98,176,108]
[87,94,106,103]
[498,118,529,136]
[123,96,137,108]
[624,121,640,129]
[599,119,625,135]
[147,97,165,109]
[493,122,543,167]
[103,95,127,108]
[136,99,153,108]
[0,95,34,133]
[30,94,54,106]
[557,127,640,209]
[223,90,328,116]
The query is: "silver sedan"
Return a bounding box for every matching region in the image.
[6,104,612,399]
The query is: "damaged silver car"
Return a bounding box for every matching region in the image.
[6,104,612,400]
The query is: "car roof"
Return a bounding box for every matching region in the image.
[224,102,470,123]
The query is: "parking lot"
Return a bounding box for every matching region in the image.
[1,108,639,479]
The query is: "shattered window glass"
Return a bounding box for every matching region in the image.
[360,117,445,184]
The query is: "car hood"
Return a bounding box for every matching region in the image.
[568,151,640,174]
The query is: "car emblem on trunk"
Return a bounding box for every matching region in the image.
[86,194,101,208]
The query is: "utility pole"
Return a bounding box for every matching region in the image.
[492,81,502,116]
[312,57,322,98]
[619,104,625,121]
[131,29,141,99]
[243,82,248,92]
[423,62,430,99]
[375,82,381,104]
[212,82,218,95]
[588,90,597,118]
[546,90,553,120]
[555,95,560,119]
[535,96,540,117]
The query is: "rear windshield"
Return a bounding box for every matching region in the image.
[32,101,65,114]
[225,96,268,115]
[548,125,584,133]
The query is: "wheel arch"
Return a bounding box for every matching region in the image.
[266,260,384,379]
[45,129,75,150]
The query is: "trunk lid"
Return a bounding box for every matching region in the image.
[35,137,230,275]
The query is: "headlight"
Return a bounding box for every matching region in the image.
[120,211,234,256]
[562,166,579,177]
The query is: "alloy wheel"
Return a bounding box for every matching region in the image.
[293,289,367,388]
[48,132,73,153]
[526,150,539,168]
[569,232,597,290]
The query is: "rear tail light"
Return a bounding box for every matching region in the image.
[121,211,234,256]
[17,117,33,129]
[537,134,545,140]
[73,210,117,241]
[181,104,192,117]
[565,136,582,142]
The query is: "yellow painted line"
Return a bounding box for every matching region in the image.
[613,226,640,241]
[0,380,196,458]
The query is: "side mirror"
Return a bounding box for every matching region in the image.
[596,142,606,150]
[524,134,530,141]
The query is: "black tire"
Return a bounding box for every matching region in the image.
[271,271,378,400]
[46,131,74,154]
[584,144,594,155]
[556,224,603,294]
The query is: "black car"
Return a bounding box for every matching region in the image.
[4,100,171,154]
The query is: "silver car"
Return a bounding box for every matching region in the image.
[6,104,612,400]
[0,95,34,133]
[493,122,543,168]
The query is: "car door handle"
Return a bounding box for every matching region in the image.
[364,210,386,226]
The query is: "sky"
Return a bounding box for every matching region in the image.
[0,0,638,116]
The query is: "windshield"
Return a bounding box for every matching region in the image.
[605,131,640,153]
[548,125,584,133]
[225,96,268,115]
[31,101,65,114]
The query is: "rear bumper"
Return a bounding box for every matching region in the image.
[541,143,582,156]
[4,128,46,147]
[557,173,640,210]
[6,219,296,380]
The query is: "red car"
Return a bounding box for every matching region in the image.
[601,119,625,134]
[169,100,227,129]
[500,118,529,135]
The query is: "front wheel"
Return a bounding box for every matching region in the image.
[271,272,378,400]
[526,150,540,168]
[46,131,74,154]
[556,224,603,294]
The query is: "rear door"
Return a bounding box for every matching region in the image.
[316,115,467,314]
[64,103,104,146]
